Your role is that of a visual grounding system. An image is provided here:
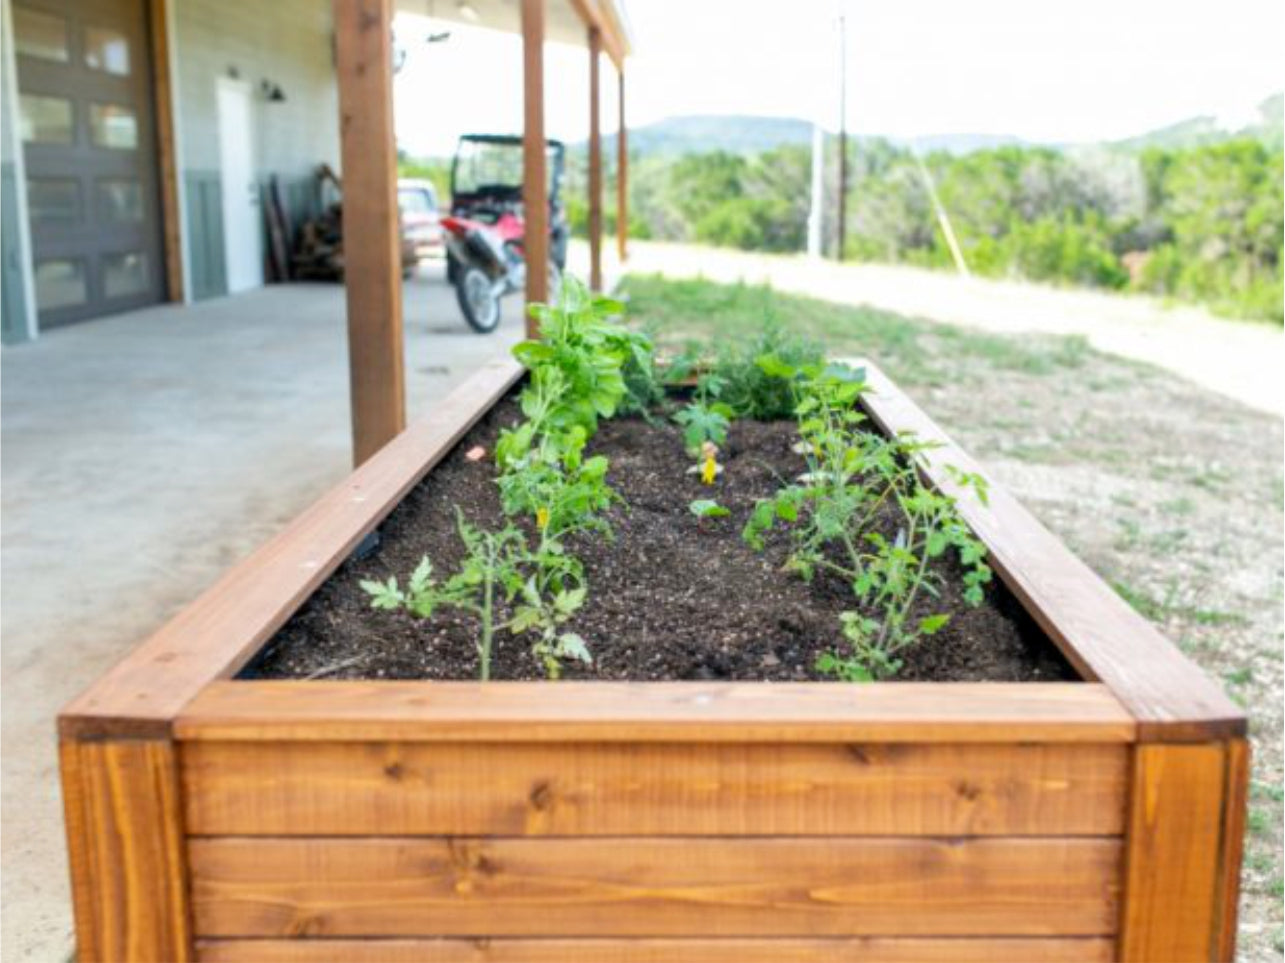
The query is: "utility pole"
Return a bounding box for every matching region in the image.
[835,2,848,261]
[807,122,824,257]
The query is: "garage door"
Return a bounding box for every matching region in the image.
[13,0,165,328]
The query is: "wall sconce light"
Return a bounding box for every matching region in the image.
[260,80,287,103]
[456,2,479,22]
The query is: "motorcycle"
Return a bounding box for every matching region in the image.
[443,134,569,333]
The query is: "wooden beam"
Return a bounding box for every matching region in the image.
[616,66,627,261]
[587,28,603,291]
[1118,742,1246,961]
[61,738,193,961]
[148,0,183,302]
[521,0,549,329]
[333,0,405,466]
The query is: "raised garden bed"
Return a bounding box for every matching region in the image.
[61,348,1247,962]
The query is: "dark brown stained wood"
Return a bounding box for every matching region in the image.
[60,739,193,961]
[59,360,524,740]
[587,27,603,291]
[148,0,183,302]
[190,837,1121,938]
[176,680,1134,743]
[195,935,1117,962]
[521,0,548,321]
[1118,742,1233,961]
[334,0,406,466]
[1213,739,1249,961]
[181,741,1128,837]
[855,360,1245,742]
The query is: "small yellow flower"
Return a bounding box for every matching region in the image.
[536,506,550,530]
[700,455,719,485]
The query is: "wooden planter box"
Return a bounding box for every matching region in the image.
[60,358,1247,963]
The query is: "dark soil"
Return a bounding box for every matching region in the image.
[245,395,1076,683]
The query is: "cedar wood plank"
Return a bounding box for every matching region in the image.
[60,739,193,961]
[189,836,1122,938]
[175,680,1134,743]
[1118,742,1235,961]
[195,936,1116,962]
[854,359,1244,742]
[181,740,1129,837]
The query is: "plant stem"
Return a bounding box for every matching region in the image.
[479,550,494,682]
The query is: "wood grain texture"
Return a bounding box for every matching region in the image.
[195,936,1116,962]
[854,359,1245,742]
[521,0,548,318]
[60,739,192,961]
[182,740,1128,837]
[334,0,406,465]
[190,837,1122,938]
[59,360,523,739]
[617,67,627,260]
[148,0,183,303]
[1118,742,1231,961]
[1214,739,1249,961]
[587,26,603,291]
[175,680,1134,743]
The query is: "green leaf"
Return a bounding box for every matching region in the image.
[755,353,797,379]
[557,632,593,664]
[512,340,555,365]
[689,499,730,519]
[918,613,951,635]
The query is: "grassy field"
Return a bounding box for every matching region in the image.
[621,273,1285,960]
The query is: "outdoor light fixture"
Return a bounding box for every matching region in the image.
[259,80,287,103]
[456,1,479,22]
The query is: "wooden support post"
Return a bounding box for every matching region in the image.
[587,28,603,292]
[334,0,405,466]
[60,738,193,961]
[616,67,627,262]
[1118,740,1249,962]
[521,0,548,331]
[148,0,183,302]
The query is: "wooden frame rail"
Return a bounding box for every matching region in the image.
[60,359,1246,962]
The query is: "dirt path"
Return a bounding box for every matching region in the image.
[615,240,1283,415]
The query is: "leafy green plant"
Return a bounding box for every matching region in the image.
[509,581,592,679]
[673,371,734,452]
[362,512,527,681]
[710,318,823,418]
[742,358,992,681]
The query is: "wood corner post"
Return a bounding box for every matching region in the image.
[521,0,548,335]
[1118,738,1249,962]
[60,734,193,962]
[334,0,406,466]
[587,26,603,292]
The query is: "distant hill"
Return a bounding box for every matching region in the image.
[602,115,1036,158]
[1111,93,1283,150]
[607,115,814,157]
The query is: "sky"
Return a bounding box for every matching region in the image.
[392,0,1284,157]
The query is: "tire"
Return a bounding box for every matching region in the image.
[456,266,502,333]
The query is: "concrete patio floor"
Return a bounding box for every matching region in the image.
[1,263,523,960]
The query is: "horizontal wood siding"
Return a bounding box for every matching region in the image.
[190,837,1122,938]
[196,936,1118,962]
[182,741,1128,837]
